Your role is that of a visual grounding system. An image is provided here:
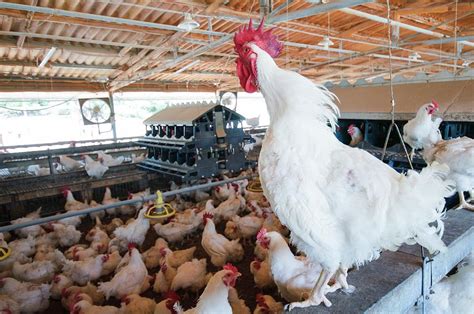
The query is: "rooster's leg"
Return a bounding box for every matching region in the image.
[286,269,334,310]
[335,267,355,294]
[457,191,474,211]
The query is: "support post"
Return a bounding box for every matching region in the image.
[108,91,117,140]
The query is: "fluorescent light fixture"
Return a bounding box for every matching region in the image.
[408,52,421,61]
[38,47,57,68]
[318,36,334,50]
[178,13,200,32]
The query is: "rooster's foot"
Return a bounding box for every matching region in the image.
[457,201,474,211]
[342,284,356,294]
[456,192,474,211]
[285,294,332,311]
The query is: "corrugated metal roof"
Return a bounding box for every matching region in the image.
[144,102,217,125]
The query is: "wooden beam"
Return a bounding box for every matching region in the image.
[0,37,121,56]
[0,60,118,70]
[205,0,227,14]
[337,20,375,38]
[396,3,474,16]
[108,32,185,90]
[16,0,38,48]
[109,34,233,91]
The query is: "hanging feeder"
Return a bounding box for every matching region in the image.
[0,246,11,261]
[145,191,176,219]
[246,176,263,193]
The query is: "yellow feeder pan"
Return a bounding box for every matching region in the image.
[247,176,263,193]
[145,191,176,219]
[0,246,11,261]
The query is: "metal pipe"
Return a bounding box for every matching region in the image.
[0,174,255,233]
[0,2,224,37]
[268,0,374,24]
[339,8,474,48]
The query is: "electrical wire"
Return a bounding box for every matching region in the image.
[0,96,79,112]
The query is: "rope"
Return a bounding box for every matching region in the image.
[380,0,413,170]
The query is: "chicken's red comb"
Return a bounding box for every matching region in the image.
[159,247,167,257]
[203,212,214,220]
[256,228,267,241]
[60,187,71,196]
[127,192,133,199]
[127,242,137,251]
[223,263,239,275]
[234,18,283,58]
[164,291,180,301]
[431,99,439,108]
[256,293,265,303]
[348,124,356,129]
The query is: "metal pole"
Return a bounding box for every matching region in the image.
[0,174,255,233]
[108,91,117,140]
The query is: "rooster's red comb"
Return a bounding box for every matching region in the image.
[127,242,137,251]
[256,228,267,241]
[234,18,283,58]
[431,99,439,108]
[223,263,239,275]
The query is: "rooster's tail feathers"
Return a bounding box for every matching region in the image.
[396,161,454,254]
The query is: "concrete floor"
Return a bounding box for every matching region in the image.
[290,209,474,313]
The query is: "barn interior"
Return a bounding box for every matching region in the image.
[0,1,473,313]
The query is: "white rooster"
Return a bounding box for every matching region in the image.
[403,101,442,159]
[423,137,474,211]
[234,20,453,309]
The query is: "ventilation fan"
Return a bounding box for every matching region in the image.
[219,91,237,110]
[79,98,112,125]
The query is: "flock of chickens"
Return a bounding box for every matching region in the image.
[26,151,146,179]
[0,170,317,313]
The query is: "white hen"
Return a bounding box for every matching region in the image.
[201,213,244,267]
[98,246,148,299]
[113,207,150,247]
[403,101,442,159]
[82,155,109,179]
[256,229,325,302]
[0,277,50,313]
[174,265,241,314]
[423,137,474,211]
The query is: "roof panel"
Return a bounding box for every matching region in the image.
[143,102,217,125]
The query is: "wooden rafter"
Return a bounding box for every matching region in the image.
[108,32,186,91]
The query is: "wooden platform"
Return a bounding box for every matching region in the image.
[291,209,474,313]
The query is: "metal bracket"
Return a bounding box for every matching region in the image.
[417,248,434,314]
